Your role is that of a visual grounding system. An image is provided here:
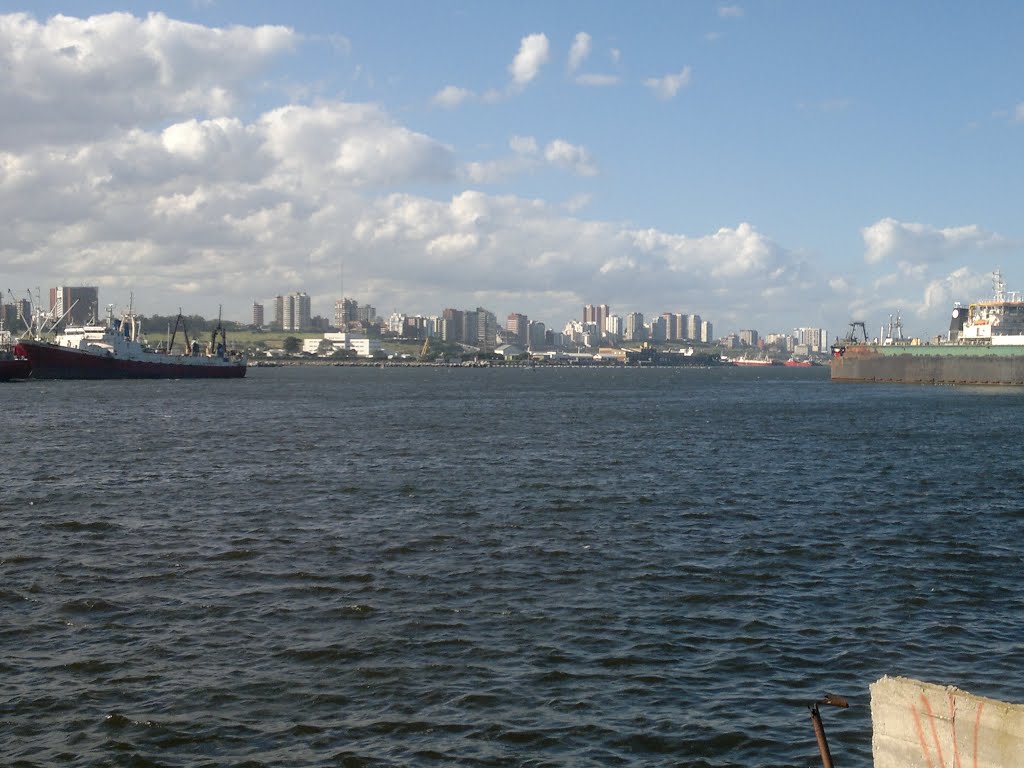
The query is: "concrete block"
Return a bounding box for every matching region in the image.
[871,675,1024,768]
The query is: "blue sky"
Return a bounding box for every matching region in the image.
[1,1,1022,339]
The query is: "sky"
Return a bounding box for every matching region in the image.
[1,1,1023,339]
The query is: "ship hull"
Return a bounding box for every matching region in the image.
[0,358,31,381]
[831,344,1024,385]
[18,340,246,380]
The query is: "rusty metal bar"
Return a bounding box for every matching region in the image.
[808,693,849,768]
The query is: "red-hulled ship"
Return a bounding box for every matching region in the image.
[18,306,247,380]
[0,352,31,381]
[0,323,30,381]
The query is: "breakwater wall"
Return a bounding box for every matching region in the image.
[871,676,1024,767]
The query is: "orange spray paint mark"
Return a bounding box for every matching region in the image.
[921,694,948,768]
[948,694,962,768]
[972,701,984,768]
[911,702,937,768]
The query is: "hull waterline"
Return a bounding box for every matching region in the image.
[0,357,31,381]
[18,340,246,379]
[830,344,1024,385]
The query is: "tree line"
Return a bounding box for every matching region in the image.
[140,314,245,333]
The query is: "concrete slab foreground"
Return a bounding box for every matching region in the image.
[871,675,1024,768]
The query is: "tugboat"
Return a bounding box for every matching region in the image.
[18,303,247,380]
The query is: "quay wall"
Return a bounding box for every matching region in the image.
[871,676,1024,767]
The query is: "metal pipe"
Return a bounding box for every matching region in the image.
[808,694,848,768]
[809,704,834,768]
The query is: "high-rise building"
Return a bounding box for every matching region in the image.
[273,296,284,329]
[335,298,358,328]
[796,327,828,352]
[462,310,479,345]
[625,312,645,341]
[661,312,677,341]
[442,308,464,343]
[701,320,713,344]
[739,329,759,347]
[506,313,528,345]
[476,307,497,352]
[276,292,311,331]
[252,302,264,328]
[605,314,623,339]
[356,303,376,324]
[1,301,21,332]
[50,286,99,327]
[687,314,702,341]
[583,304,610,337]
[528,321,546,349]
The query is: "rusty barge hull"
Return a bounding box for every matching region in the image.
[830,344,1024,385]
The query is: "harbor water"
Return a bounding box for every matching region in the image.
[3,365,1024,766]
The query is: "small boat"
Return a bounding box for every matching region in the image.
[18,304,247,380]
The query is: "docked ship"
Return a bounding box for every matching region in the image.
[0,322,31,381]
[831,272,1024,385]
[0,351,31,381]
[18,305,247,380]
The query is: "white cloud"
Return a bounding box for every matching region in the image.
[718,5,744,18]
[509,135,539,155]
[861,217,1004,265]
[1014,103,1024,123]
[509,33,549,88]
[568,32,591,73]
[0,10,850,335]
[432,84,473,108]
[563,193,592,213]
[645,66,693,100]
[463,136,596,182]
[544,140,597,176]
[463,135,538,183]
[0,11,296,149]
[259,103,455,188]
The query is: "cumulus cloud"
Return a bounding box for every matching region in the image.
[568,32,590,72]
[566,32,619,87]
[645,66,693,100]
[544,140,597,176]
[259,103,455,188]
[432,85,473,108]
[463,136,596,182]
[509,33,549,88]
[0,10,842,335]
[861,217,1005,265]
[0,11,295,149]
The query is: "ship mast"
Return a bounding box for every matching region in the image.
[993,269,1005,303]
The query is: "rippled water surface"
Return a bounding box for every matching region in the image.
[3,365,1024,766]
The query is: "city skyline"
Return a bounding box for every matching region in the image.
[2,3,1023,339]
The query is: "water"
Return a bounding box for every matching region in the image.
[3,366,1024,766]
